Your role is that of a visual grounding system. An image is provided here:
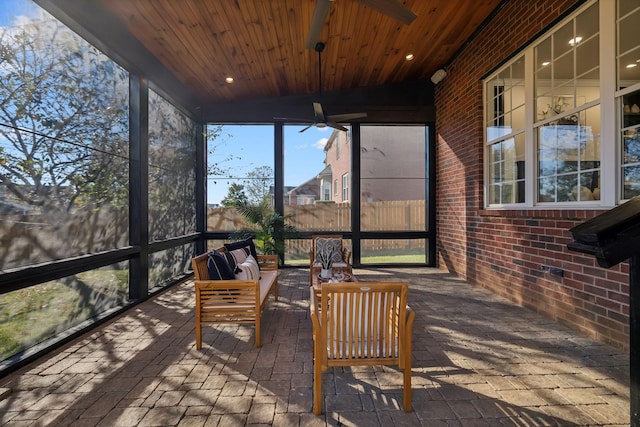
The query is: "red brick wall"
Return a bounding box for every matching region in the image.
[435,0,630,350]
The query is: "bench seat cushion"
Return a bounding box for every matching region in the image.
[258,270,278,305]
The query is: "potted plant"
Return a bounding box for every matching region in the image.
[230,199,298,265]
[317,245,335,279]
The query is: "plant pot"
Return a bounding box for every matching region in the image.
[320,268,332,279]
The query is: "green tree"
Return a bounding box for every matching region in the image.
[244,165,273,205]
[221,182,248,207]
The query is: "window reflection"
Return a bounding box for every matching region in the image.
[148,91,197,242]
[622,91,640,199]
[537,107,600,203]
[360,125,426,232]
[0,6,130,270]
[0,262,129,361]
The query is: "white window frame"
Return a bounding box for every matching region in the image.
[342,173,349,202]
[483,0,625,209]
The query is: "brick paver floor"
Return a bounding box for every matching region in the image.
[0,268,630,426]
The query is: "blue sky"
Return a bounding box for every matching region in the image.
[207,124,330,204]
[0,0,36,25]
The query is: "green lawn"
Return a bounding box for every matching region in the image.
[287,253,426,265]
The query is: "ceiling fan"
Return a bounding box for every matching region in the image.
[305,0,417,50]
[274,42,367,133]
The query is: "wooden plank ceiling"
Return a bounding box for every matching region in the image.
[88,0,502,109]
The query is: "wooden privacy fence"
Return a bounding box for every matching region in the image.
[208,200,426,254]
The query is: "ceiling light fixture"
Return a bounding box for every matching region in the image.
[627,64,638,69]
[405,53,414,61]
[568,36,582,46]
[225,76,234,84]
[542,61,550,66]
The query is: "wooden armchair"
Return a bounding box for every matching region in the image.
[309,235,352,283]
[309,282,415,415]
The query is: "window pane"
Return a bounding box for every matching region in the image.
[486,56,525,140]
[284,125,351,233]
[148,91,197,242]
[0,7,130,270]
[554,52,574,85]
[537,105,600,203]
[207,125,274,232]
[619,0,640,18]
[576,69,600,104]
[618,7,640,55]
[0,262,129,361]
[623,165,640,199]
[617,2,640,89]
[537,6,598,127]
[487,134,525,204]
[553,22,574,60]
[148,244,193,289]
[360,126,426,232]
[360,239,427,264]
[576,36,599,77]
[576,3,599,41]
[622,90,640,199]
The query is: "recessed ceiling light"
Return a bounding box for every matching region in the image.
[225,76,234,84]
[627,63,638,69]
[568,36,582,46]
[405,53,414,61]
[542,61,550,67]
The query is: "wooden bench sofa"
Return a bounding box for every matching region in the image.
[191,248,278,348]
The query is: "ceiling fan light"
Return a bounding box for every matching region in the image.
[225,76,234,84]
[405,53,414,61]
[568,36,582,46]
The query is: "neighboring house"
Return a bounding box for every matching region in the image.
[285,179,319,205]
[320,126,425,203]
[323,130,351,203]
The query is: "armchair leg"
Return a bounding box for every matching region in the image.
[195,320,202,350]
[313,354,322,415]
[403,355,412,412]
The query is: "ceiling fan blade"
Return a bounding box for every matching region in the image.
[326,122,349,132]
[355,0,416,25]
[327,112,368,121]
[299,123,316,133]
[305,0,332,49]
[312,102,326,122]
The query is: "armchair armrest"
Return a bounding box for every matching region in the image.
[342,248,352,265]
[309,288,320,331]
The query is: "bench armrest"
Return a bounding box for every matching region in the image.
[257,254,278,270]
